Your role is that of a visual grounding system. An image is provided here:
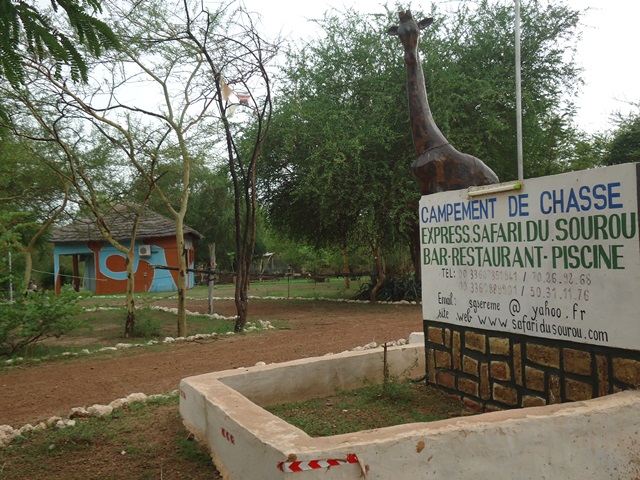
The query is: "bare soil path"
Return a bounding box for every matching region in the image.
[0,299,423,428]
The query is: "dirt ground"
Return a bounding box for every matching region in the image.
[0,298,423,428]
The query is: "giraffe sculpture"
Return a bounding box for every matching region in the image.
[388,10,499,195]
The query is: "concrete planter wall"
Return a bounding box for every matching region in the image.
[180,343,640,480]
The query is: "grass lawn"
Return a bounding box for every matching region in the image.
[189,276,366,300]
[4,277,367,362]
[266,378,476,437]
[0,396,220,480]
[0,277,452,479]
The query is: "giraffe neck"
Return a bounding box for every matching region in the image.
[404,50,449,157]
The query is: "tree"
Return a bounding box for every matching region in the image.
[258,8,427,298]
[175,1,279,331]
[184,165,237,269]
[0,134,70,291]
[419,0,584,180]
[141,160,238,269]
[603,110,640,166]
[1,0,278,335]
[259,1,586,297]
[0,98,157,337]
[97,0,278,332]
[0,0,119,86]
[566,130,609,171]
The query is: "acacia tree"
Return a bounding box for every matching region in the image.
[172,1,279,331]
[0,135,70,290]
[0,194,69,292]
[421,0,584,180]
[0,0,152,335]
[2,0,277,335]
[0,90,157,336]
[182,164,237,268]
[0,0,120,296]
[97,0,278,332]
[603,108,640,166]
[260,1,586,297]
[258,8,419,300]
[0,0,119,86]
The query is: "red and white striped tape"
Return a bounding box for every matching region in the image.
[278,454,360,473]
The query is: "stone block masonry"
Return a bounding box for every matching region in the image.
[424,320,640,410]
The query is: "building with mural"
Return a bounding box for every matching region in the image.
[50,205,202,295]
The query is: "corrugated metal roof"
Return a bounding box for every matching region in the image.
[50,204,203,243]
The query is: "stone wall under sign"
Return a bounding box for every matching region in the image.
[425,320,640,411]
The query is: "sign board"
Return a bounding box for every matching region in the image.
[420,163,640,351]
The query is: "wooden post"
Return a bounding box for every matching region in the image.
[383,342,390,394]
[72,255,80,292]
[208,243,216,314]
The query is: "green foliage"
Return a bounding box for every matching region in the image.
[175,435,214,467]
[139,157,268,271]
[0,286,85,356]
[353,274,421,302]
[39,263,72,290]
[182,165,241,269]
[603,113,640,166]
[0,212,27,284]
[259,7,418,274]
[132,308,162,338]
[259,0,586,278]
[266,379,467,437]
[0,0,120,86]
[0,211,45,254]
[566,131,609,170]
[419,0,584,180]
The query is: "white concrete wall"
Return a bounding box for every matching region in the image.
[180,344,640,480]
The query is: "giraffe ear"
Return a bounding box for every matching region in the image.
[418,17,434,29]
[387,25,399,36]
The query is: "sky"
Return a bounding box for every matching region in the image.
[240,0,640,135]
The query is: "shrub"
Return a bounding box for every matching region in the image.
[132,308,162,338]
[0,287,86,357]
[39,264,73,290]
[353,274,421,302]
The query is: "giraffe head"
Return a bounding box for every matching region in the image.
[387,10,433,54]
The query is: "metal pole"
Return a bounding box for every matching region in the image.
[515,0,524,181]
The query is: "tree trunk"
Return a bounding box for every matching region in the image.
[233,250,251,331]
[370,237,386,303]
[124,250,136,337]
[232,153,259,332]
[409,216,422,282]
[176,226,188,338]
[22,251,33,294]
[341,242,350,290]
[20,188,68,295]
[233,285,249,332]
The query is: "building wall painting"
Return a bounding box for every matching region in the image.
[54,236,196,295]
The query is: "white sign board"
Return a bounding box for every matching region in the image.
[420,163,640,351]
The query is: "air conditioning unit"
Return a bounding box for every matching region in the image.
[138,245,152,257]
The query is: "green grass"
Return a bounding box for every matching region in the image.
[188,277,364,300]
[3,278,362,364]
[176,434,216,468]
[5,306,236,363]
[0,396,219,480]
[266,379,474,437]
